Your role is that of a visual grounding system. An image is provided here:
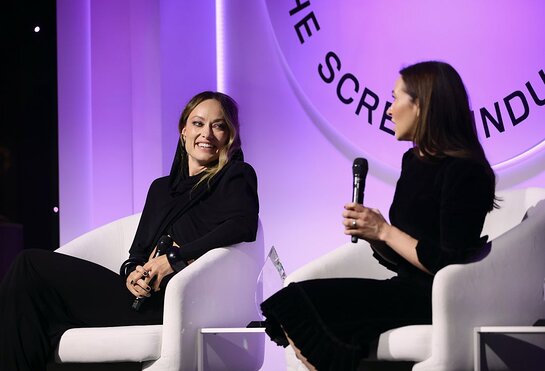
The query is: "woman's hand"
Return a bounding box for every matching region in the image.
[142,255,174,292]
[125,241,194,296]
[343,202,431,274]
[125,242,175,296]
[342,202,390,241]
[126,265,152,298]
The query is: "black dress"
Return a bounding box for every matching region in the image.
[0,148,259,371]
[261,149,494,371]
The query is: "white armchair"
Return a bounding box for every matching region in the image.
[54,213,265,371]
[285,187,545,371]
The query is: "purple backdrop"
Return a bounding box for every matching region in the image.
[57,1,545,369]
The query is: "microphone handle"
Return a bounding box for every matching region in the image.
[132,237,171,311]
[131,251,160,311]
[351,177,363,243]
[132,284,153,310]
[131,247,166,311]
[352,176,361,204]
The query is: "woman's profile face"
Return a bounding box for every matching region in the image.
[182,99,230,175]
[387,77,419,141]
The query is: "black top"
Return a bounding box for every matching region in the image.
[128,155,259,263]
[379,149,493,285]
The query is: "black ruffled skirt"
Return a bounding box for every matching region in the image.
[260,277,432,371]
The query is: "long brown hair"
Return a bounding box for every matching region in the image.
[178,91,241,186]
[400,61,497,209]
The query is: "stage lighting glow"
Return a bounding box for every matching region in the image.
[215,0,225,91]
[34,26,40,32]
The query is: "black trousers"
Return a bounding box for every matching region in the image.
[0,249,164,371]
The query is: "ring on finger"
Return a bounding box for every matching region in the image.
[351,219,357,227]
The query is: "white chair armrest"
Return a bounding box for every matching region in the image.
[414,200,545,371]
[482,187,545,241]
[55,214,141,273]
[146,230,264,371]
[285,240,395,285]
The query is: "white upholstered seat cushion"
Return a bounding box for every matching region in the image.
[56,325,163,363]
[376,325,432,362]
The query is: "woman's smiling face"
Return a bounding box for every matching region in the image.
[181,99,229,175]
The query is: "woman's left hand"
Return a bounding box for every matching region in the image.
[142,255,174,292]
[342,202,390,241]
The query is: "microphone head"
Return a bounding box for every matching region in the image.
[352,158,368,178]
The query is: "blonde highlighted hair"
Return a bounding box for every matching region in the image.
[178,91,241,187]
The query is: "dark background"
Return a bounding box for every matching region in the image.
[0,0,59,259]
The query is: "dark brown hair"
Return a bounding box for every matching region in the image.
[400,61,497,209]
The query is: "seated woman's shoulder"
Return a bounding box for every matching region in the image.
[447,156,488,172]
[151,175,170,186]
[444,156,494,186]
[148,175,171,191]
[226,160,257,179]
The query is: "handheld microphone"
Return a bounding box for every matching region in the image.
[351,158,368,243]
[132,235,173,311]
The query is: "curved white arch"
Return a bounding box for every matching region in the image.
[264,4,545,188]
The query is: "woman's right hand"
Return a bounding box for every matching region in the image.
[342,203,390,241]
[125,265,152,298]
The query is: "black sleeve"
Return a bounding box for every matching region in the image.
[373,150,413,272]
[127,177,169,262]
[371,245,401,273]
[174,162,259,260]
[415,160,491,273]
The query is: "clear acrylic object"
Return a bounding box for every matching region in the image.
[254,246,287,321]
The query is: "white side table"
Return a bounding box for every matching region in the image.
[197,327,266,371]
[474,326,545,371]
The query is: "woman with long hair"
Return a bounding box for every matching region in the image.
[261,61,496,370]
[0,91,259,371]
